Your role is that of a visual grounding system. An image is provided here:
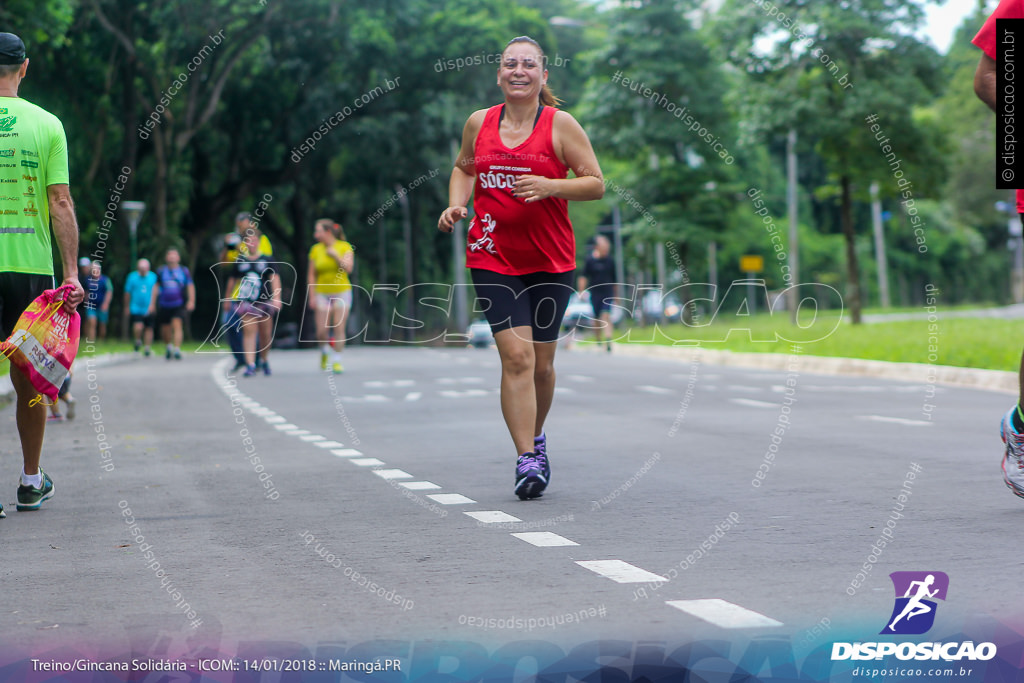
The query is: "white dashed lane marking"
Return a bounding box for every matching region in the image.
[274,423,299,430]
[400,481,441,490]
[512,532,579,547]
[351,458,386,467]
[464,511,521,524]
[373,469,413,480]
[637,385,674,395]
[576,560,668,584]
[426,494,476,505]
[665,599,783,629]
[858,415,933,427]
[314,441,345,448]
[730,398,777,408]
[440,389,490,398]
[331,449,363,457]
[299,434,325,442]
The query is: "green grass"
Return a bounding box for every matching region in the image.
[77,339,205,357]
[618,314,1024,372]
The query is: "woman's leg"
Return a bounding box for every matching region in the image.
[258,314,274,364]
[242,313,258,366]
[533,340,558,437]
[332,301,350,353]
[314,301,329,345]
[493,326,537,457]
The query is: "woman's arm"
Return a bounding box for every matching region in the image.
[439,110,486,232]
[514,111,605,203]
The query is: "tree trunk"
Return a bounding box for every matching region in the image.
[840,175,861,324]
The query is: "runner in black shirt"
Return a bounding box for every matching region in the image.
[578,235,616,352]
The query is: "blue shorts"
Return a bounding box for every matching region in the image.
[85,308,109,323]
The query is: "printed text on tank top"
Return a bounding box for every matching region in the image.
[496,105,544,149]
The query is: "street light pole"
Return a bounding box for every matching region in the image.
[122,201,146,267]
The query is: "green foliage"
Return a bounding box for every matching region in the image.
[9,0,1017,344]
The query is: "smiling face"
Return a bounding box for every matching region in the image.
[498,42,547,103]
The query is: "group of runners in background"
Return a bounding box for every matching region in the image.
[75,209,356,378]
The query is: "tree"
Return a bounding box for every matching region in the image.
[578,0,738,292]
[712,0,946,322]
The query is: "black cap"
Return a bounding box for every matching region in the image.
[0,33,26,66]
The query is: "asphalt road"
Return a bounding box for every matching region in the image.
[0,343,1017,677]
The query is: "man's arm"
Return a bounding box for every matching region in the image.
[149,276,160,315]
[101,278,113,310]
[975,53,998,112]
[47,184,84,309]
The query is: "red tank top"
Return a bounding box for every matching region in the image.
[466,105,574,275]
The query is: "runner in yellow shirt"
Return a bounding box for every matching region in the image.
[307,219,354,373]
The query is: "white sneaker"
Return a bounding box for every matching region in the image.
[1001,407,1024,498]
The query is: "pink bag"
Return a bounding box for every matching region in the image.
[0,284,81,404]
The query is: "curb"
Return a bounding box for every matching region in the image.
[571,343,1017,395]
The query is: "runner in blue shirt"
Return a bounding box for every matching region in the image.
[124,258,157,356]
[83,260,113,341]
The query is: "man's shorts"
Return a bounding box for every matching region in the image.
[130,313,155,329]
[156,305,186,327]
[470,269,575,343]
[0,272,54,339]
[85,308,109,323]
[590,285,615,317]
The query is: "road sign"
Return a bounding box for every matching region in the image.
[740,255,763,273]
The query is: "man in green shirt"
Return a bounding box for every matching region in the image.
[0,32,84,518]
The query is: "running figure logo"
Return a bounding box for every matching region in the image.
[881,571,949,635]
[468,213,498,255]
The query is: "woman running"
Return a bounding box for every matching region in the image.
[437,36,604,500]
[307,218,355,373]
[225,229,282,376]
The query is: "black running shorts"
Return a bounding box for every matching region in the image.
[0,272,55,339]
[470,269,575,343]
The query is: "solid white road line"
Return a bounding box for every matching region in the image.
[575,560,668,584]
[464,511,521,523]
[665,599,783,629]
[511,532,579,547]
